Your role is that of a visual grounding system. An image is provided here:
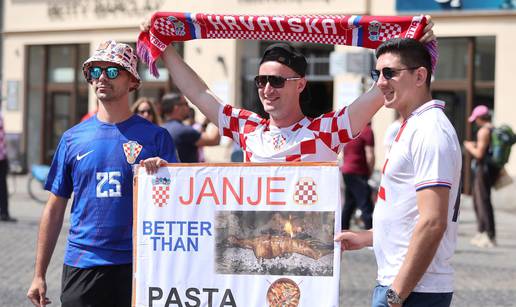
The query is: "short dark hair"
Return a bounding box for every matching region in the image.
[160,93,183,115]
[375,38,432,87]
[260,43,307,77]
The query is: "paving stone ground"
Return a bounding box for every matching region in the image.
[340,193,516,307]
[1,175,515,307]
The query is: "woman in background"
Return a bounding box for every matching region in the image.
[131,97,161,125]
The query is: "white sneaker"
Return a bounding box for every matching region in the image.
[470,232,484,245]
[472,233,496,248]
[481,238,496,248]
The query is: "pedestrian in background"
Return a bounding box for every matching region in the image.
[27,40,178,307]
[185,107,208,162]
[464,105,498,248]
[161,93,220,163]
[341,122,375,230]
[0,105,16,222]
[132,96,162,125]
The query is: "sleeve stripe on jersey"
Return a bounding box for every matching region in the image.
[415,180,452,191]
[416,184,452,191]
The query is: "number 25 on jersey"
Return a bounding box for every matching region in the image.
[96,171,122,198]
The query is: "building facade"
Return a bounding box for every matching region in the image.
[2,0,516,185]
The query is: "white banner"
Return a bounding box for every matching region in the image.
[133,162,341,307]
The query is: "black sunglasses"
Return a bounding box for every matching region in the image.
[89,66,124,80]
[371,67,419,82]
[254,75,301,89]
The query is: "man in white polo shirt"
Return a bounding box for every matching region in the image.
[335,38,462,307]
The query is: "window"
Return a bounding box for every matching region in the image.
[434,38,468,80]
[475,36,495,82]
[431,36,496,194]
[26,44,89,166]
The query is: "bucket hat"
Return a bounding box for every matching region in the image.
[83,40,141,91]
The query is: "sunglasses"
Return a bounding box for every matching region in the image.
[89,66,124,80]
[137,109,152,115]
[254,75,301,89]
[371,67,419,82]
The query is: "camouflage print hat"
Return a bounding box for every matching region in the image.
[82,40,141,91]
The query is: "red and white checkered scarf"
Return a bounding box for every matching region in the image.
[137,12,436,77]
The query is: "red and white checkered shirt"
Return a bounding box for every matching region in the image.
[218,104,354,162]
[0,113,6,161]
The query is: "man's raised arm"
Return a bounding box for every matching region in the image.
[348,86,384,136]
[161,46,224,126]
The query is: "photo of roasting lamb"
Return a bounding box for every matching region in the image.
[215,211,335,276]
[226,234,332,260]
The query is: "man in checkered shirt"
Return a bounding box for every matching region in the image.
[140,18,436,165]
[140,19,434,166]
[141,19,435,165]
[158,42,387,162]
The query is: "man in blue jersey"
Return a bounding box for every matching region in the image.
[27,40,178,307]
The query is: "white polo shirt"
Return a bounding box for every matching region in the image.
[218,104,354,162]
[373,100,462,293]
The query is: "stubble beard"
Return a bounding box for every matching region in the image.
[95,86,119,104]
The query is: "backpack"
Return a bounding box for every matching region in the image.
[489,124,516,169]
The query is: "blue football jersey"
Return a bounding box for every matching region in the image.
[45,115,178,268]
